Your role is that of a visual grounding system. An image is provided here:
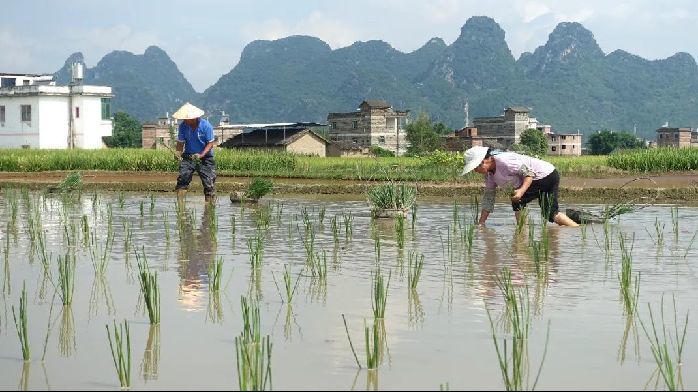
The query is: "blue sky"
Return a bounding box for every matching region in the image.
[4,0,698,91]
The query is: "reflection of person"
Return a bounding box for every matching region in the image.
[173,102,217,203]
[462,146,578,227]
[177,205,217,311]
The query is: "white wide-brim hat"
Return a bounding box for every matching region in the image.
[461,146,489,175]
[172,102,205,120]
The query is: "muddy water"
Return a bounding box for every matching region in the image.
[0,191,696,390]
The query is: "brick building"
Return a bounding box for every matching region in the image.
[656,127,698,147]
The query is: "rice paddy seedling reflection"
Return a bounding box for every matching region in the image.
[12,282,30,361]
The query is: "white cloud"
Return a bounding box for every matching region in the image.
[519,1,551,23]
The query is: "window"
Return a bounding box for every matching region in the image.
[331,122,337,129]
[22,80,30,86]
[0,106,5,124]
[75,107,80,118]
[1,78,16,88]
[21,105,31,122]
[551,146,557,152]
[352,120,358,129]
[562,145,567,150]
[378,136,386,144]
[101,98,111,120]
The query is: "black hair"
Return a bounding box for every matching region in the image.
[485,147,493,158]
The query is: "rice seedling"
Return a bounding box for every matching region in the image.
[516,208,529,236]
[488,267,550,391]
[106,319,131,389]
[81,214,90,247]
[341,314,362,369]
[407,251,424,291]
[367,182,417,217]
[411,202,418,232]
[116,192,126,210]
[235,335,273,391]
[374,235,381,264]
[395,215,406,250]
[618,233,639,316]
[343,212,354,240]
[331,215,340,244]
[12,282,30,361]
[163,211,171,243]
[58,171,83,192]
[235,296,273,391]
[462,222,475,255]
[683,229,698,260]
[440,382,450,391]
[651,217,665,250]
[452,201,460,229]
[372,269,391,319]
[364,319,382,370]
[309,250,328,279]
[671,206,679,244]
[57,253,76,305]
[208,257,224,292]
[89,229,112,275]
[247,230,265,269]
[136,250,160,324]
[274,265,301,303]
[637,295,688,391]
[139,200,144,217]
[318,205,326,224]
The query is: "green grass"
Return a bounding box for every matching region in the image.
[608,147,698,171]
[0,148,627,180]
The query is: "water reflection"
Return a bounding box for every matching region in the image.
[58,305,76,358]
[141,324,161,381]
[177,204,217,312]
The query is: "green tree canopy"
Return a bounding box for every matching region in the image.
[104,112,142,148]
[516,128,548,156]
[587,129,645,155]
[405,114,444,156]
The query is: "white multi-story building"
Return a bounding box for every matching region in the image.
[0,68,113,149]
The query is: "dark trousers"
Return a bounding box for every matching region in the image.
[511,169,560,223]
[176,155,216,196]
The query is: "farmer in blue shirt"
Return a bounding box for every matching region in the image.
[173,102,216,203]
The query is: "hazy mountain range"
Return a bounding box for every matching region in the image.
[54,16,698,139]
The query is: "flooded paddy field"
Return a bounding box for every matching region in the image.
[0,190,695,390]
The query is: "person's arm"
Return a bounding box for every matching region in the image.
[479,187,496,225]
[176,123,185,154]
[198,141,215,158]
[512,176,533,203]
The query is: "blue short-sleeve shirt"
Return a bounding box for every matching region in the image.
[177,118,215,156]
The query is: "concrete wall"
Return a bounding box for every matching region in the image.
[547,133,582,156]
[287,133,327,157]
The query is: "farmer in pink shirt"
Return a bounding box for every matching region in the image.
[462,146,578,227]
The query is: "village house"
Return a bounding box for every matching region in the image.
[546,131,583,156]
[219,124,329,157]
[655,126,698,148]
[327,100,409,156]
[0,65,113,149]
[443,107,582,156]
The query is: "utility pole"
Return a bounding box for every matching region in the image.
[464,98,469,128]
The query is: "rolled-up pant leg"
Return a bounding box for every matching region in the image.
[176,158,196,190]
[198,156,216,196]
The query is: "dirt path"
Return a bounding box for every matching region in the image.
[5,171,698,202]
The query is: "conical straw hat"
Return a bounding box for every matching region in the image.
[172,102,205,120]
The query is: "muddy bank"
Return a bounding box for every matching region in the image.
[4,171,698,203]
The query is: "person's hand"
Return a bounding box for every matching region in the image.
[511,189,524,203]
[192,153,201,160]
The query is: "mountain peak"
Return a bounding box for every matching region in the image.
[456,16,506,45]
[144,46,169,59]
[519,21,603,75]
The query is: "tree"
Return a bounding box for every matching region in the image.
[587,129,645,155]
[405,114,443,155]
[104,112,142,148]
[517,128,548,156]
